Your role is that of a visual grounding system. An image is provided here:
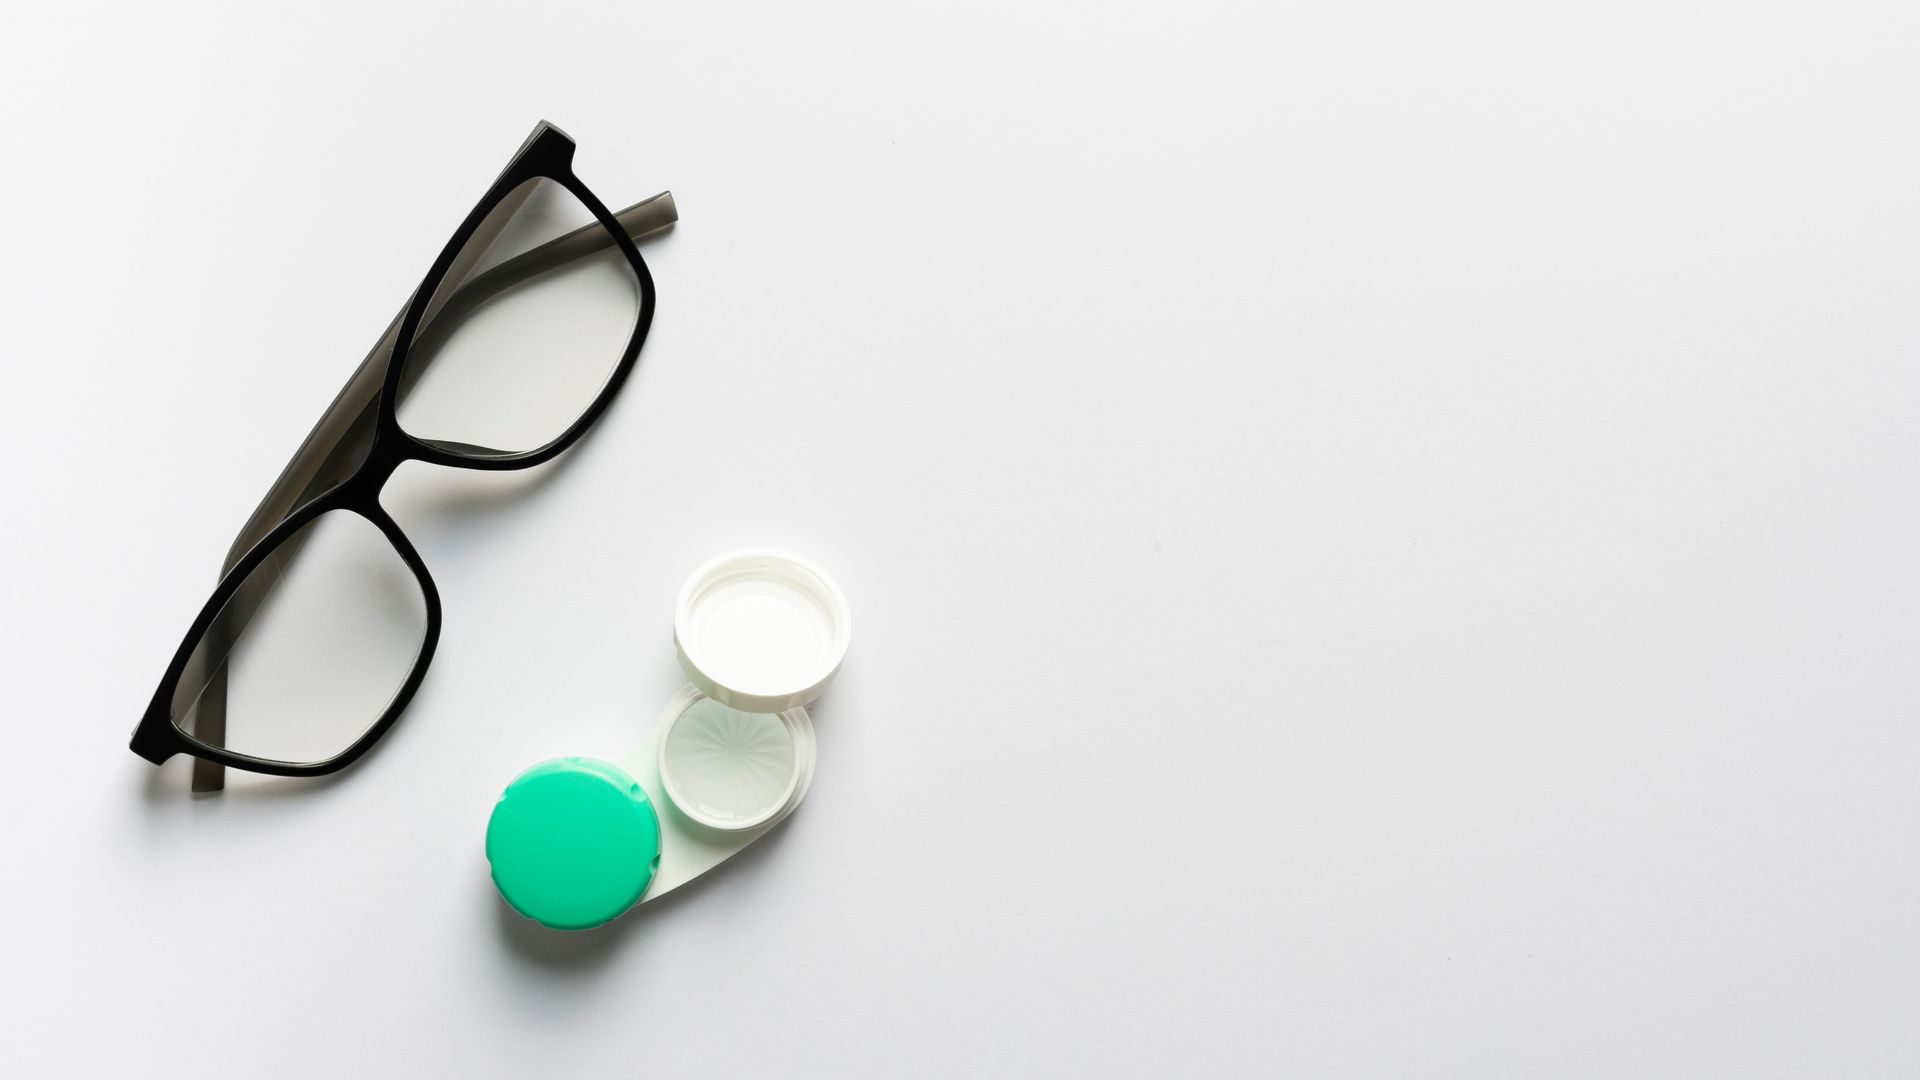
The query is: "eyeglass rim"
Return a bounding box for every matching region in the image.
[130,499,441,776]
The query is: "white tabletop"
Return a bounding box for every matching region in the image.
[3,2,1918,1076]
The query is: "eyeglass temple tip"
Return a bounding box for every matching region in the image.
[616,190,677,240]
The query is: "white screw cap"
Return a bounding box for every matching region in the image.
[672,549,851,713]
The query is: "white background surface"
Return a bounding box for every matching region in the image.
[3,2,1918,1076]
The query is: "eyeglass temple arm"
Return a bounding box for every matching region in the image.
[185,191,677,792]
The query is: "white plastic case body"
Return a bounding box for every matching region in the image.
[616,686,815,900]
[625,549,848,902]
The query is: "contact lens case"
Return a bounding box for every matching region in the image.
[486,549,849,930]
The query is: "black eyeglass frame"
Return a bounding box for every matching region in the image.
[128,121,662,782]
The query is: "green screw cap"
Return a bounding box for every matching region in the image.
[485,757,662,931]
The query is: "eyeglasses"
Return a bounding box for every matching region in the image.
[128,122,673,791]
